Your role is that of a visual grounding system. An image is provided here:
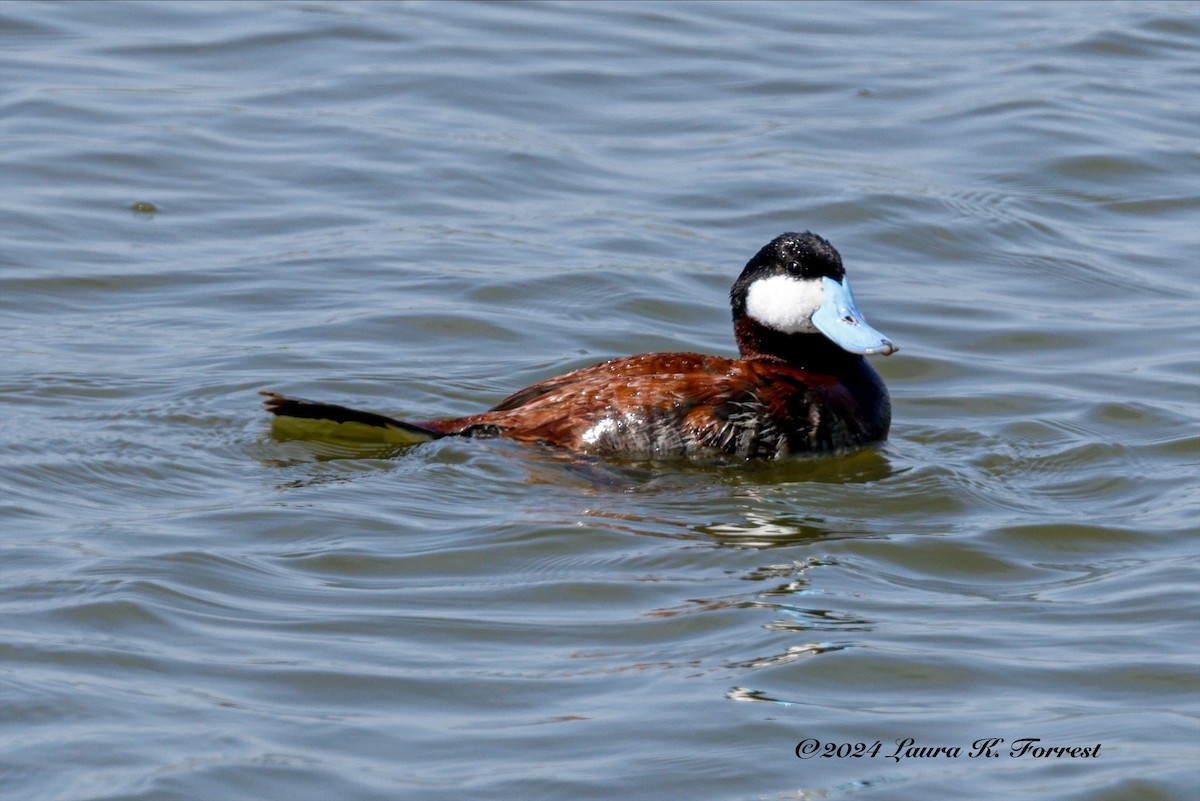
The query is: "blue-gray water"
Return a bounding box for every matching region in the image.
[2,2,1198,799]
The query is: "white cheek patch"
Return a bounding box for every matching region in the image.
[744,275,824,334]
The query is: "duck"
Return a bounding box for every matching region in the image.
[261,231,897,459]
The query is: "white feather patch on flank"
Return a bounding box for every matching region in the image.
[744,274,824,334]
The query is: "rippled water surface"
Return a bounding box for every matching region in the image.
[2,2,1198,799]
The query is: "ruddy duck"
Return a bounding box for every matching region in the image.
[262,232,897,459]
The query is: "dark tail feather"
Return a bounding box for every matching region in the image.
[260,391,444,443]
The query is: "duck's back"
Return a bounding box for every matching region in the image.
[421,352,890,458]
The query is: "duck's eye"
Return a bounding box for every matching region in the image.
[842,315,857,325]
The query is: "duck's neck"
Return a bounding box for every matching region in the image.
[733,316,861,373]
